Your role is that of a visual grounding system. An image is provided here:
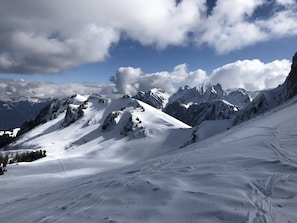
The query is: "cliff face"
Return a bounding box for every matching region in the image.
[234,52,297,125]
[133,88,169,110]
[282,52,297,101]
[164,84,250,127]
[165,99,238,127]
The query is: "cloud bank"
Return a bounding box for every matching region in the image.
[207,59,291,90]
[111,59,291,94]
[0,0,296,74]
[0,58,291,101]
[0,79,115,101]
[110,64,207,95]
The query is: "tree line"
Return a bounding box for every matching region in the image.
[0,150,46,175]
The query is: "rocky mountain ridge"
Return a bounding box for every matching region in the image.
[0,99,51,129]
[234,52,297,125]
[2,52,297,149]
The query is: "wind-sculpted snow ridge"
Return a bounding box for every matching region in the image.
[1,82,297,222]
[101,101,146,138]
[101,98,189,140]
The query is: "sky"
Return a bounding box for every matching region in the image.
[0,0,297,98]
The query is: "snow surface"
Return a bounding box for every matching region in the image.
[1,94,297,222]
[0,128,20,137]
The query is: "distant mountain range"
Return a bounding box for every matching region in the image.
[0,98,51,129]
[1,52,297,150]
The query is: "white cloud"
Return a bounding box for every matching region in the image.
[0,0,204,74]
[0,0,296,74]
[111,59,291,94]
[110,64,207,95]
[0,25,119,74]
[118,0,204,48]
[256,9,297,36]
[0,58,292,100]
[109,67,142,95]
[0,78,115,101]
[275,0,296,6]
[207,59,291,91]
[196,0,297,53]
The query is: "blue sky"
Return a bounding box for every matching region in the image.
[0,0,296,96]
[2,36,295,84]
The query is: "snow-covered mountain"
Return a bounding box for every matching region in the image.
[164,84,250,126]
[10,94,191,162]
[234,52,297,125]
[167,84,251,109]
[165,99,238,127]
[132,84,251,127]
[133,88,170,109]
[1,75,297,222]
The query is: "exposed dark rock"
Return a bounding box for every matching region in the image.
[234,52,297,125]
[133,89,169,110]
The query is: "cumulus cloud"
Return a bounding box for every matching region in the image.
[207,59,291,91]
[109,67,142,95]
[0,0,203,74]
[0,78,115,101]
[196,0,297,53]
[0,0,296,74]
[0,25,119,74]
[110,64,207,95]
[110,59,291,94]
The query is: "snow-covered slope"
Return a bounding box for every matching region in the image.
[1,91,297,222]
[10,94,191,162]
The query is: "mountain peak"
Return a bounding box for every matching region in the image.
[292,52,297,68]
[165,84,251,126]
[234,51,297,125]
[283,51,297,100]
[133,88,170,110]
